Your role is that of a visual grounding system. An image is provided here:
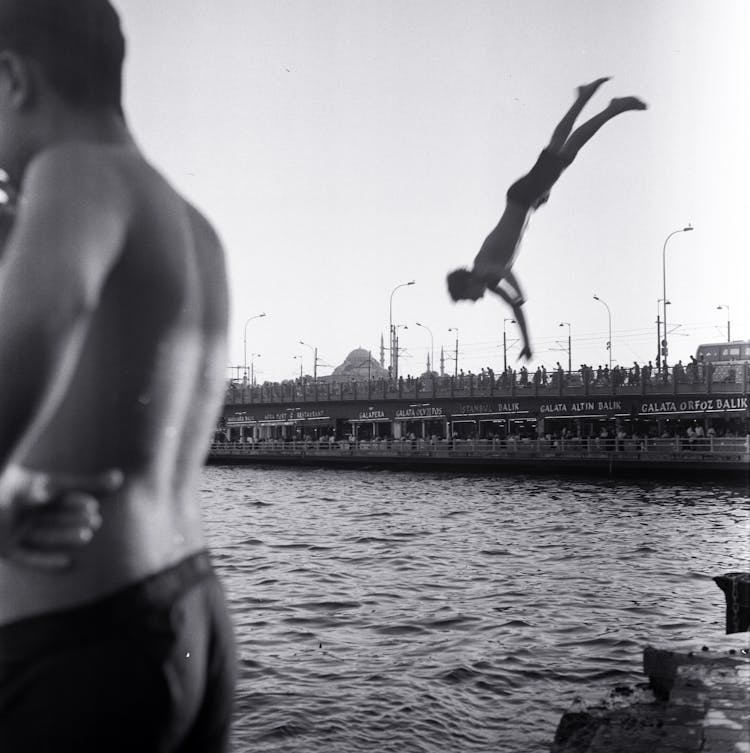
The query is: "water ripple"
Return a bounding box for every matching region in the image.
[200,466,750,753]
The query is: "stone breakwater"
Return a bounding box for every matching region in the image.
[550,632,749,752]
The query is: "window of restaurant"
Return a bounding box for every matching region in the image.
[451,419,477,439]
[376,422,392,439]
[298,421,335,441]
[403,420,421,438]
[478,418,506,439]
[424,419,446,439]
[507,418,537,439]
[344,420,392,441]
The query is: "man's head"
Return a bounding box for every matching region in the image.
[0,0,125,110]
[446,268,486,302]
[0,0,124,174]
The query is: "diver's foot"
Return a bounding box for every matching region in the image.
[609,96,648,113]
[577,77,610,100]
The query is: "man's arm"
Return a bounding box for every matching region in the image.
[0,144,130,467]
[488,284,533,360]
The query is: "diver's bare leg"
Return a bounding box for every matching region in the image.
[560,97,647,160]
[547,77,611,152]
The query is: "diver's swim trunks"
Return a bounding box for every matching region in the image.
[506,148,574,208]
[0,550,236,753]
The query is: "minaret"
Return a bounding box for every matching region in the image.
[379,334,385,367]
[440,346,445,376]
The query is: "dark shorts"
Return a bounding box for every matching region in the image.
[506,148,573,208]
[0,550,236,753]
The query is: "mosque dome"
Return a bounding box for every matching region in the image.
[331,347,389,380]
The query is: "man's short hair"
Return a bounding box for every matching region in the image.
[446,268,477,301]
[0,0,125,112]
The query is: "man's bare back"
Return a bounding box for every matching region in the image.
[471,202,530,288]
[0,4,236,748]
[0,142,228,622]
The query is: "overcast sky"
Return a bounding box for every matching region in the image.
[114,0,749,382]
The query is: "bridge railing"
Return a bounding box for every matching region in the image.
[225,363,749,406]
[210,435,750,462]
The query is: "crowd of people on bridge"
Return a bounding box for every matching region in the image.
[229,353,739,400]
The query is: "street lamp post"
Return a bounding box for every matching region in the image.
[448,327,459,378]
[389,280,415,378]
[393,325,408,376]
[662,225,693,371]
[656,299,670,371]
[415,321,434,373]
[502,318,516,373]
[292,355,303,378]
[298,340,318,381]
[593,295,612,371]
[717,305,731,342]
[558,322,571,374]
[243,312,267,380]
[249,353,261,385]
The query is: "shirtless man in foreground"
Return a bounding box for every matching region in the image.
[447,78,647,360]
[0,1,236,750]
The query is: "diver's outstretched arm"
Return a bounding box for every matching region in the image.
[488,284,532,361]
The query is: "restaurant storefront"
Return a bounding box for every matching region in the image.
[222,394,749,442]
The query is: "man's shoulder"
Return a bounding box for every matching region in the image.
[23,141,134,218]
[184,200,222,249]
[27,141,126,181]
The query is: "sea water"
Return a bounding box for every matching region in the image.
[200,465,750,753]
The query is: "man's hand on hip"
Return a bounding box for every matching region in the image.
[0,464,123,570]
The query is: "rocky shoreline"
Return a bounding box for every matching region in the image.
[550,632,749,752]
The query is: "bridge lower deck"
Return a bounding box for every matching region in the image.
[208,440,749,480]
